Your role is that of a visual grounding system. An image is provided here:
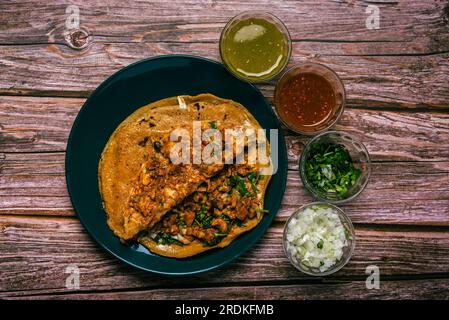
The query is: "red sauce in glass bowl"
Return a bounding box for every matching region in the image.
[278,73,334,128]
[274,63,345,135]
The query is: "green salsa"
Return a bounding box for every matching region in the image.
[220,16,290,82]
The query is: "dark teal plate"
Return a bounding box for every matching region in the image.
[66,55,287,275]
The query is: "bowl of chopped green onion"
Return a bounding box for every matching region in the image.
[299,131,371,203]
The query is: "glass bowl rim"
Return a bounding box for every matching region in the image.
[219,10,292,83]
[273,62,347,135]
[299,130,371,204]
[282,201,356,276]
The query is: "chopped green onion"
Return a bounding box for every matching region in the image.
[214,233,227,238]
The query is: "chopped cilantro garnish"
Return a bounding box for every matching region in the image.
[201,215,214,229]
[193,204,215,228]
[304,142,362,197]
[229,174,250,197]
[237,181,249,196]
[233,219,244,227]
[214,233,227,238]
[221,214,245,228]
[177,216,186,227]
[221,214,231,227]
[247,172,259,193]
[154,231,179,245]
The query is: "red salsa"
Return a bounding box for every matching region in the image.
[277,73,335,130]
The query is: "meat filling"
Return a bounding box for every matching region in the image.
[150,165,266,246]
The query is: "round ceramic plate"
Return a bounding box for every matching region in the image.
[66,55,287,275]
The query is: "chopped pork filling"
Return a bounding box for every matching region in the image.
[149,164,265,246]
[121,137,224,240]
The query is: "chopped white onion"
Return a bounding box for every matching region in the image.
[285,205,348,273]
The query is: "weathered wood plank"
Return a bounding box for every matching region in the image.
[1,0,448,48]
[1,151,449,225]
[1,96,448,160]
[0,97,79,153]
[6,279,449,300]
[1,0,448,300]
[1,216,449,296]
[1,42,448,108]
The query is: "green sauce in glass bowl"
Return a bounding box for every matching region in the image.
[220,11,291,82]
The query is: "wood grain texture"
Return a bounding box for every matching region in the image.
[1,0,449,300]
[1,0,448,47]
[1,215,449,297]
[1,151,449,225]
[1,96,449,160]
[1,97,448,224]
[1,42,448,108]
[1,1,449,107]
[7,279,449,300]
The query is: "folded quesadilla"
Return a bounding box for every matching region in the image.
[98,94,272,257]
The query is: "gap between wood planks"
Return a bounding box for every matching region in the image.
[2,207,449,296]
[3,277,449,300]
[0,39,409,46]
[48,39,449,57]
[1,42,448,108]
[2,214,449,235]
[2,148,449,162]
[1,35,445,47]
[1,93,448,113]
[1,158,448,224]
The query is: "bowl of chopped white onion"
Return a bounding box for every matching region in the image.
[283,202,355,276]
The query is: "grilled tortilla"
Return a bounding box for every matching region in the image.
[138,163,271,258]
[98,93,272,256]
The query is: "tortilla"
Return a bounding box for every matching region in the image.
[138,163,271,258]
[98,93,272,256]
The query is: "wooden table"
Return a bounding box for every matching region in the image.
[1,0,449,300]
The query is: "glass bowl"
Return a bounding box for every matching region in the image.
[274,62,346,135]
[283,202,356,276]
[299,131,371,204]
[219,11,292,82]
